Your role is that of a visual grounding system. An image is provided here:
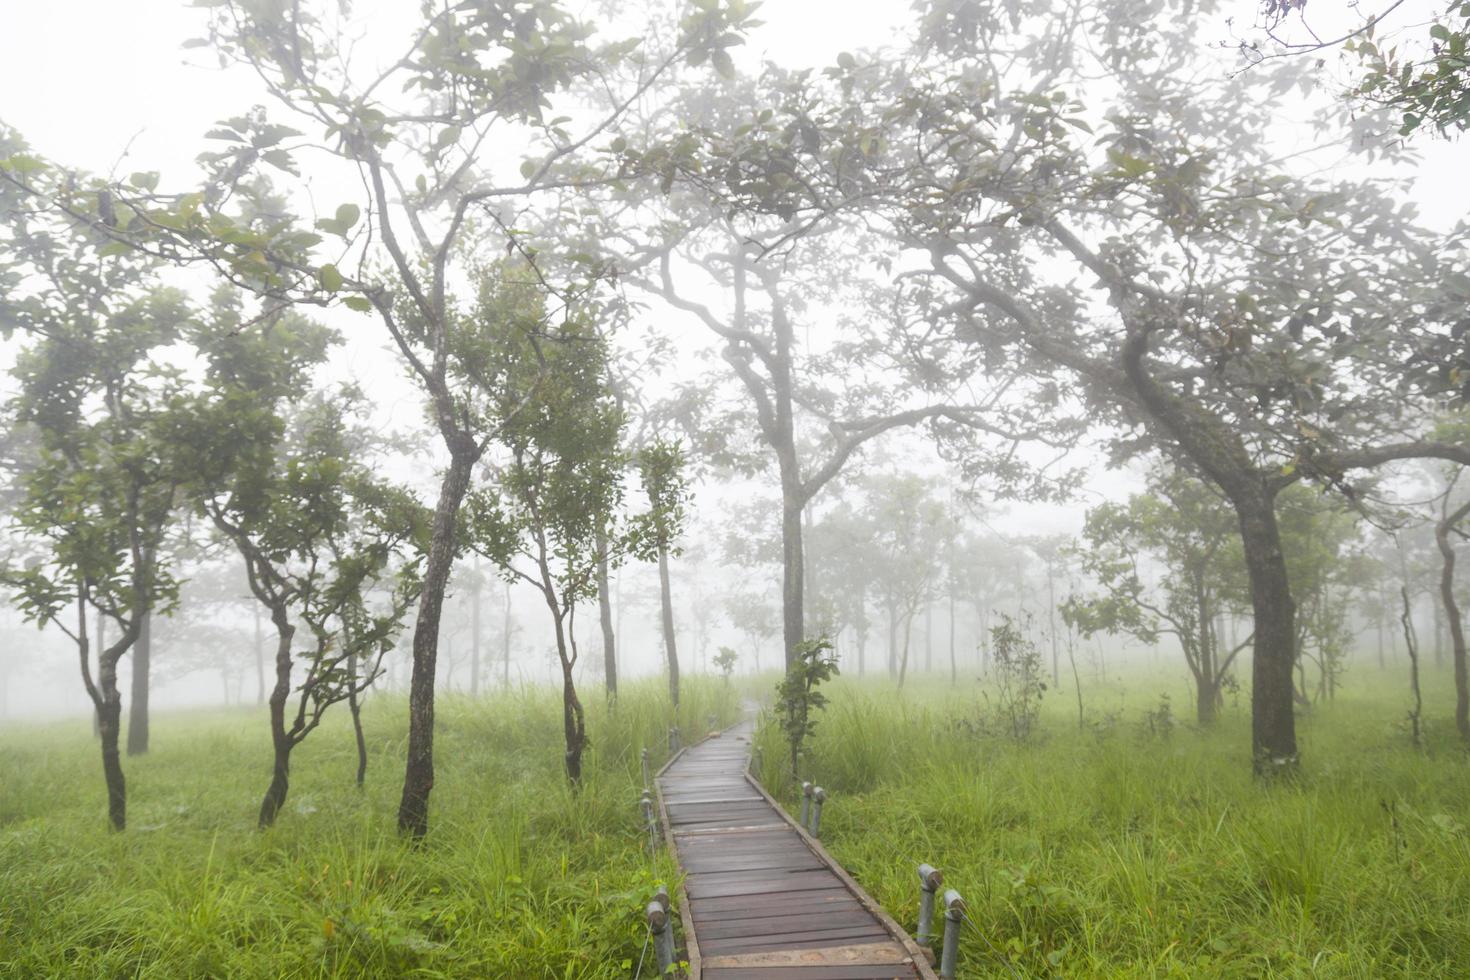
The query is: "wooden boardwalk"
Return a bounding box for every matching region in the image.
[656,720,934,980]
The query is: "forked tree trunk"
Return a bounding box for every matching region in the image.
[97,691,126,831]
[657,546,680,707]
[398,448,477,838]
[126,610,150,756]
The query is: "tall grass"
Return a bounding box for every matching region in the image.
[0,678,738,978]
[751,667,1470,977]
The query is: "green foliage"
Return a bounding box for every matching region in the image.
[713,646,738,681]
[988,613,1046,743]
[772,672,1470,977]
[0,679,740,978]
[774,636,839,778]
[1349,0,1470,136]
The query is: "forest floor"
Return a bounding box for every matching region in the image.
[750,663,1470,978]
[3,663,1468,978]
[0,679,739,979]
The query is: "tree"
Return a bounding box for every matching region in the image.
[0,0,757,838]
[860,473,949,688]
[1066,467,1250,725]
[775,637,839,779]
[0,187,193,827]
[638,440,692,708]
[852,0,1470,773]
[464,273,643,784]
[185,298,424,826]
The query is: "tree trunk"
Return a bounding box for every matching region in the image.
[781,499,805,670]
[126,609,150,756]
[924,603,933,673]
[596,526,617,701]
[254,602,265,706]
[1436,503,1470,743]
[503,581,513,688]
[398,448,476,838]
[470,570,482,698]
[1402,586,1424,748]
[97,690,126,831]
[1234,487,1298,774]
[886,602,898,679]
[949,590,957,683]
[1047,564,1059,687]
[897,611,914,689]
[349,653,368,787]
[657,545,681,707]
[93,609,105,738]
[257,614,296,828]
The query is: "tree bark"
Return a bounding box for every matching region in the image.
[257,611,296,828]
[781,498,805,670]
[1235,487,1298,773]
[349,653,367,787]
[1436,501,1470,743]
[657,545,681,707]
[397,448,476,838]
[596,528,618,701]
[126,609,150,756]
[97,691,126,831]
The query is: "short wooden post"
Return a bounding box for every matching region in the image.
[800,781,813,827]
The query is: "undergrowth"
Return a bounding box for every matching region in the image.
[0,679,738,978]
[751,666,1470,978]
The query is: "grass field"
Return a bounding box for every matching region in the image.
[5,662,1469,979]
[750,664,1470,978]
[0,679,738,979]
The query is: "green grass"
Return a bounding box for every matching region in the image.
[750,666,1470,978]
[0,678,739,979]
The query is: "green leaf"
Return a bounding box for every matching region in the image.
[318,264,343,293]
[836,51,856,70]
[434,125,461,151]
[711,49,735,80]
[520,159,538,180]
[334,203,360,230]
[98,241,133,258]
[128,171,160,191]
[343,296,373,313]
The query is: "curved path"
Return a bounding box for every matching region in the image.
[656,719,934,980]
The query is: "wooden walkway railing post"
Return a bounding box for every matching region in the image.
[916,864,943,948]
[939,889,965,980]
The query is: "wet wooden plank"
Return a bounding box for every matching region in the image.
[655,719,931,979]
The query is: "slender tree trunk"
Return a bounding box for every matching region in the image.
[349,653,368,787]
[254,602,265,706]
[553,613,586,784]
[1436,504,1470,743]
[657,545,681,707]
[781,498,805,670]
[897,612,914,689]
[596,526,617,701]
[1434,592,1446,668]
[503,581,512,688]
[949,590,957,683]
[398,448,476,838]
[1402,587,1424,748]
[97,687,126,831]
[1047,564,1059,687]
[126,610,150,756]
[93,609,105,739]
[887,602,898,679]
[258,614,296,828]
[1235,487,1298,774]
[924,603,933,673]
[470,570,482,698]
